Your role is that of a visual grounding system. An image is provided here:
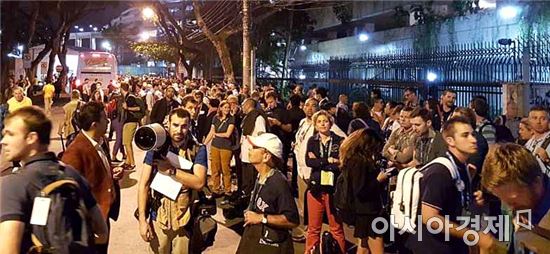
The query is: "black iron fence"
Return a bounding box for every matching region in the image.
[286,35,550,117]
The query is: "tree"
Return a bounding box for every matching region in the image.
[253,9,315,78]
[129,42,179,63]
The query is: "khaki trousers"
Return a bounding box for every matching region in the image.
[149,220,189,254]
[210,146,233,194]
[44,97,53,116]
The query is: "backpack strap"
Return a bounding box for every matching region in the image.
[41,180,79,195]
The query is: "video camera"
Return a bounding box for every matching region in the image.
[134,123,170,159]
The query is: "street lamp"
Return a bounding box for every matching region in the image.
[427,71,438,82]
[93,27,98,32]
[498,5,521,20]
[140,32,151,41]
[79,28,84,32]
[143,7,156,20]
[358,33,369,42]
[102,41,112,51]
[299,45,307,51]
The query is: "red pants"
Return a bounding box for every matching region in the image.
[305,191,346,254]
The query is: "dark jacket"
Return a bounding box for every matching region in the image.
[149,98,180,124]
[347,158,383,215]
[305,131,344,194]
[241,108,268,136]
[196,103,210,141]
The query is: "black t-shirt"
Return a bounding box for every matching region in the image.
[441,105,456,124]
[266,105,290,146]
[125,94,140,123]
[249,170,299,226]
[407,153,470,254]
[0,152,97,254]
[287,107,306,140]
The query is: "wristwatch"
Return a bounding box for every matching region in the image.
[261,215,268,225]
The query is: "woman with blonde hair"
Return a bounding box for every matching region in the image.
[339,128,386,254]
[305,110,346,253]
[204,100,236,202]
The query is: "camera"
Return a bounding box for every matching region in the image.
[134,123,168,152]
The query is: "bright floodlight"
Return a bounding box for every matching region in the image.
[499,5,520,19]
[74,25,79,29]
[143,7,156,19]
[427,71,438,82]
[359,33,369,42]
[102,41,111,50]
[79,28,84,32]
[299,45,307,51]
[298,74,306,80]
[140,32,151,41]
[93,27,98,32]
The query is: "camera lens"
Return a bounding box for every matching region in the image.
[135,127,156,150]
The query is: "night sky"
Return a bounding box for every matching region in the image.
[74,2,131,28]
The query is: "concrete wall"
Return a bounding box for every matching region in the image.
[297,9,531,64]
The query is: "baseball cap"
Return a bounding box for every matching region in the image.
[247,133,283,160]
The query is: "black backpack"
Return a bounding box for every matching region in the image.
[29,165,94,254]
[188,191,218,253]
[480,122,515,143]
[333,169,355,226]
[312,231,341,254]
[128,95,147,120]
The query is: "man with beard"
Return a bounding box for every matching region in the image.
[438,89,457,125]
[150,86,180,125]
[137,108,207,253]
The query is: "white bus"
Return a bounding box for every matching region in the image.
[76,51,118,89]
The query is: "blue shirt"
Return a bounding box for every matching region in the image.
[144,141,207,169]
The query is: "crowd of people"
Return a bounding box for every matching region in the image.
[0,74,549,254]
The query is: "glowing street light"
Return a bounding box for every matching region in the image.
[140,32,151,41]
[79,28,84,32]
[298,74,306,80]
[102,41,112,51]
[499,5,520,20]
[358,33,369,42]
[93,27,98,32]
[427,71,438,82]
[143,7,156,20]
[299,45,307,51]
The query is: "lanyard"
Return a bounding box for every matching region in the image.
[319,136,332,159]
[297,121,312,145]
[217,117,229,132]
[247,169,275,212]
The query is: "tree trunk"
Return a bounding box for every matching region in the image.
[242,0,251,90]
[193,0,235,84]
[23,4,40,77]
[56,29,70,93]
[282,12,294,80]
[28,43,52,81]
[213,37,235,84]
[46,37,59,83]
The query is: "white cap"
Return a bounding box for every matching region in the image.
[247,133,283,160]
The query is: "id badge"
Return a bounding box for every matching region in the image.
[30,197,51,226]
[320,171,334,186]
